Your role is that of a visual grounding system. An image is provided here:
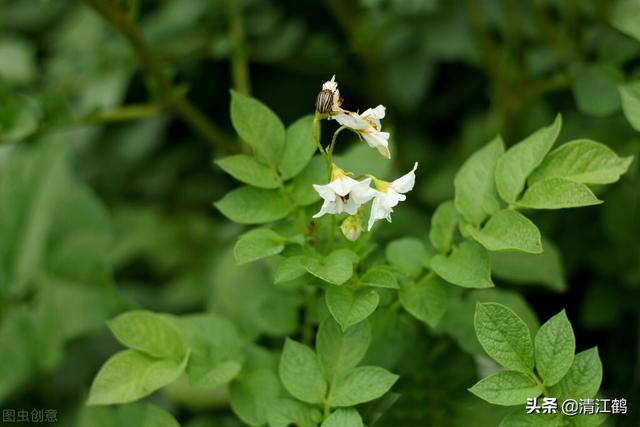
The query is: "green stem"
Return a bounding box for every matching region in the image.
[30,103,165,137]
[228,3,251,96]
[82,0,236,153]
[301,287,317,346]
[312,114,332,179]
[327,125,348,165]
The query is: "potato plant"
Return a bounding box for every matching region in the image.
[0,1,639,427]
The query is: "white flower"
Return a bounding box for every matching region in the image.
[367,162,418,230]
[312,166,375,218]
[333,105,391,159]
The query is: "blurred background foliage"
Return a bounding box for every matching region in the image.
[0,0,639,426]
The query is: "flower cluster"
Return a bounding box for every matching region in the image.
[313,76,418,240]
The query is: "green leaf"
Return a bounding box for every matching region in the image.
[279,115,318,180]
[234,228,286,265]
[78,403,181,427]
[274,256,307,283]
[528,139,633,185]
[469,370,541,406]
[454,136,505,225]
[468,209,542,254]
[611,0,640,42]
[329,366,399,407]
[107,311,186,360]
[290,156,325,206]
[316,318,371,384]
[230,369,281,427]
[178,314,244,388]
[571,64,621,117]
[87,349,189,405]
[491,238,566,292]
[550,348,602,400]
[495,115,562,204]
[568,413,608,427]
[429,200,458,253]
[619,81,640,131]
[517,178,602,209]
[431,240,494,288]
[326,286,380,331]
[0,90,39,142]
[215,186,290,224]
[216,154,280,189]
[359,266,399,289]
[321,408,363,427]
[499,410,560,427]
[267,398,321,427]
[303,249,357,285]
[474,302,534,373]
[385,237,431,278]
[534,310,575,386]
[230,90,285,165]
[279,338,327,404]
[0,142,69,295]
[399,274,447,327]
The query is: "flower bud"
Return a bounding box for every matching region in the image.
[340,215,364,241]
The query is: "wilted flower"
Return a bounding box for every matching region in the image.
[313,165,375,218]
[368,162,418,230]
[333,105,391,159]
[340,214,364,241]
[316,75,342,114]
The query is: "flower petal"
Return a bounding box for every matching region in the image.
[328,176,359,197]
[333,110,369,130]
[313,183,337,201]
[362,105,386,120]
[322,75,338,92]
[313,199,335,218]
[391,162,418,193]
[368,195,389,230]
[362,131,391,159]
[350,178,376,203]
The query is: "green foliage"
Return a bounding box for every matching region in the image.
[495,115,562,204]
[233,228,287,265]
[399,273,447,327]
[534,310,575,386]
[2,2,637,425]
[107,311,186,360]
[454,136,504,225]
[467,209,542,254]
[469,371,540,406]
[431,241,494,288]
[325,286,379,331]
[279,338,327,404]
[471,303,604,425]
[619,81,640,131]
[87,349,189,405]
[78,403,181,427]
[474,302,535,373]
[215,186,290,224]
[230,90,285,166]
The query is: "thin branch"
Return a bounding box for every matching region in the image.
[34,103,166,135]
[83,0,236,153]
[228,3,251,96]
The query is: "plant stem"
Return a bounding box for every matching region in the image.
[82,0,236,153]
[228,3,251,96]
[327,125,348,166]
[301,287,317,346]
[32,103,165,136]
[312,114,333,179]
